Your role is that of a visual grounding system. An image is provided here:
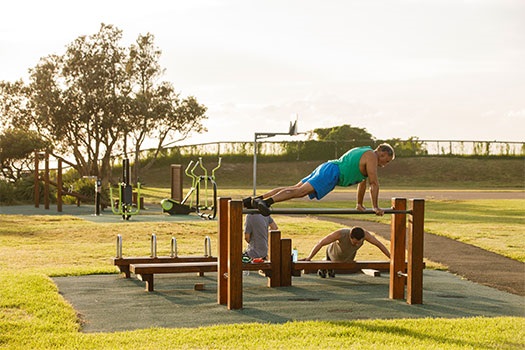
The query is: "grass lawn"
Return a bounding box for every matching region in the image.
[1,195,524,348]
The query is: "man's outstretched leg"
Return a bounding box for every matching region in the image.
[254,182,315,216]
[242,184,299,209]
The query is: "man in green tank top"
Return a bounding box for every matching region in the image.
[245,144,395,216]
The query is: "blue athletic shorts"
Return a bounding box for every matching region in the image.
[301,162,340,200]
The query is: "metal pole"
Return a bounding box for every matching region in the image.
[253,134,257,196]
[242,208,411,215]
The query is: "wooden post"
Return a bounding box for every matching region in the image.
[280,238,292,287]
[227,200,243,310]
[407,199,425,304]
[217,197,230,305]
[34,151,40,208]
[57,158,63,213]
[389,197,406,300]
[268,230,281,287]
[44,152,50,210]
[170,164,183,202]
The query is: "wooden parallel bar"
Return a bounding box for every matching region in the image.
[243,208,411,215]
[268,230,281,287]
[44,151,50,210]
[389,198,407,300]
[293,260,393,271]
[227,200,243,309]
[280,239,292,286]
[407,199,425,304]
[57,158,63,212]
[242,262,272,271]
[34,151,40,208]
[217,197,230,305]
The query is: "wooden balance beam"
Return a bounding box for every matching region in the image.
[113,256,217,278]
[130,262,218,292]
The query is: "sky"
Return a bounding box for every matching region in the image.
[1,0,524,145]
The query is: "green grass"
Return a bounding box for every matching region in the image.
[1,271,523,350]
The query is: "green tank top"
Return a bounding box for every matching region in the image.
[329,146,371,186]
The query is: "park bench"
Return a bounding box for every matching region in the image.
[130,261,218,291]
[113,256,217,278]
[129,261,275,291]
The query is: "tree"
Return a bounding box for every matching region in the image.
[313,124,374,143]
[125,33,207,181]
[0,128,50,182]
[0,23,207,185]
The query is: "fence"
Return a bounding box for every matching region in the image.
[141,139,524,162]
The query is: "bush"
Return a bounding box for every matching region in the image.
[0,180,16,204]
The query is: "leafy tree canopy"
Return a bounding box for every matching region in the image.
[0,128,51,182]
[313,124,374,143]
[0,23,207,184]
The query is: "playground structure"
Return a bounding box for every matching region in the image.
[109,158,141,220]
[161,157,221,220]
[33,151,104,213]
[117,197,424,310]
[218,197,425,309]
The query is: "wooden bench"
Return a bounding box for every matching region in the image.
[113,256,217,278]
[129,261,275,292]
[130,262,219,291]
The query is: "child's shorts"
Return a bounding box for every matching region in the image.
[301,162,339,200]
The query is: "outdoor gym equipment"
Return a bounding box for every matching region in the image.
[161,157,221,219]
[217,197,425,309]
[34,150,104,212]
[113,233,216,280]
[109,158,141,220]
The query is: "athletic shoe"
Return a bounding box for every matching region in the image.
[318,269,327,278]
[328,269,336,278]
[254,198,271,216]
[242,197,254,209]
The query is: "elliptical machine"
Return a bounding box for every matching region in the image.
[161,157,221,220]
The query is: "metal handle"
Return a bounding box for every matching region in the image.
[170,237,178,258]
[116,234,122,258]
[204,236,212,257]
[150,233,157,258]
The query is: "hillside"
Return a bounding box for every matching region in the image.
[143,157,525,189]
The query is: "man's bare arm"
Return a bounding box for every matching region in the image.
[364,154,384,216]
[356,180,367,211]
[364,231,390,259]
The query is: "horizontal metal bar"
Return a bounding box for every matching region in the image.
[242,208,412,215]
